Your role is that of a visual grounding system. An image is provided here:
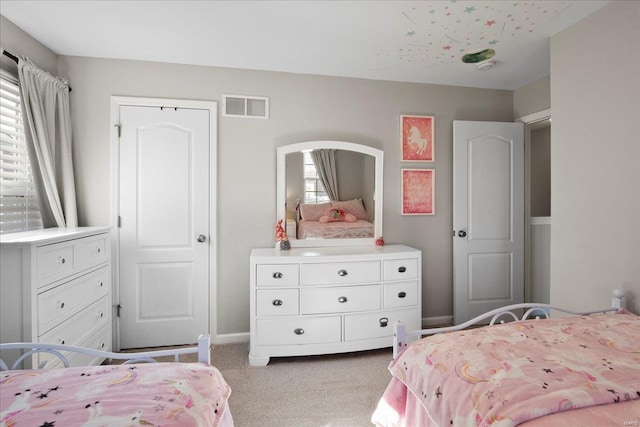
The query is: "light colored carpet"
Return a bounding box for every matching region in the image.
[211,343,393,427]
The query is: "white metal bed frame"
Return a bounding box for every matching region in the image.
[393,291,626,359]
[0,334,211,371]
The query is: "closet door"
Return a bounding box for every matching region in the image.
[118,105,210,348]
[453,121,524,324]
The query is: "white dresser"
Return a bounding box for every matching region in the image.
[249,244,421,366]
[0,227,112,368]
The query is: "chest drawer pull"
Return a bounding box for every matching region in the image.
[379,317,389,327]
[272,299,283,306]
[398,291,407,298]
[57,301,65,309]
[58,257,66,264]
[338,296,348,303]
[398,266,407,273]
[293,328,305,335]
[272,272,283,279]
[338,269,348,277]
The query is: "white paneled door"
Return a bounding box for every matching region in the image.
[118,105,210,348]
[453,121,524,324]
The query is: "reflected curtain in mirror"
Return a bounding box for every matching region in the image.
[311,149,339,201]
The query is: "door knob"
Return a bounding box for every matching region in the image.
[457,230,467,238]
[197,234,207,243]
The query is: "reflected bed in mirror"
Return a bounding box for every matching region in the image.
[277,141,383,247]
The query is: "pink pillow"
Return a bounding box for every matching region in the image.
[332,199,368,220]
[319,208,357,223]
[299,202,332,221]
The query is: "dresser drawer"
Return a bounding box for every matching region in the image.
[256,264,299,287]
[383,281,418,309]
[383,258,418,281]
[37,267,109,333]
[256,289,299,316]
[39,296,110,346]
[37,242,75,285]
[38,324,111,369]
[256,316,341,345]
[344,308,419,341]
[301,261,380,285]
[301,285,380,314]
[75,234,109,272]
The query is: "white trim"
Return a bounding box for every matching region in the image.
[422,315,453,328]
[212,332,250,345]
[516,108,551,124]
[530,216,551,226]
[516,109,551,304]
[109,96,218,350]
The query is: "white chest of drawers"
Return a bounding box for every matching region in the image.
[249,244,421,366]
[0,227,112,368]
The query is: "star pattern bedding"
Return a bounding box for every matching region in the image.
[373,310,640,426]
[1,362,233,427]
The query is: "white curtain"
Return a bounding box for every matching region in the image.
[311,149,339,201]
[18,57,77,228]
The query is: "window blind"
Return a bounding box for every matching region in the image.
[0,72,42,234]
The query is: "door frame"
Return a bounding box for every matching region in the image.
[516,108,551,304]
[109,96,218,350]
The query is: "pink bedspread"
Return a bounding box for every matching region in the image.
[1,362,233,426]
[373,311,640,426]
[298,219,374,239]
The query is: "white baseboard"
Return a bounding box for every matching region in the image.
[212,332,249,345]
[422,315,453,328]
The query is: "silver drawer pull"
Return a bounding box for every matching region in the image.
[379,317,389,327]
[338,296,348,303]
[58,339,66,345]
[272,272,283,279]
[58,257,66,264]
[57,301,65,309]
[338,269,348,277]
[96,247,101,253]
[272,299,283,306]
[398,292,407,298]
[97,311,104,318]
[100,342,105,349]
[398,266,407,273]
[98,281,104,288]
[294,328,305,335]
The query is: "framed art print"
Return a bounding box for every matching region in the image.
[401,115,434,162]
[401,168,435,215]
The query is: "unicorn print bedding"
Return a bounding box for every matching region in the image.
[372,310,640,426]
[1,362,233,426]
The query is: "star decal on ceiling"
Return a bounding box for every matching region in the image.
[485,20,497,26]
[406,31,416,36]
[465,6,476,14]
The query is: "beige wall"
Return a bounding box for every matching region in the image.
[55,56,512,334]
[530,126,551,217]
[550,1,640,313]
[0,15,57,75]
[514,76,550,119]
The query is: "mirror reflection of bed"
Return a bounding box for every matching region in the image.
[277,141,383,247]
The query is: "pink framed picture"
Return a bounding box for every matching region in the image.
[401,115,434,162]
[401,169,435,215]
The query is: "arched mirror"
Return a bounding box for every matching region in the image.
[276,141,383,247]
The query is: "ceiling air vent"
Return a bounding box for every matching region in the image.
[223,94,269,119]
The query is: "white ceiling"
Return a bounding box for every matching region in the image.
[1,1,608,90]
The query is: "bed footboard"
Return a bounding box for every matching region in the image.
[0,333,211,370]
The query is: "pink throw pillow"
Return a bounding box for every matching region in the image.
[299,202,332,221]
[332,199,368,220]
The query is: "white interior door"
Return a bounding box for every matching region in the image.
[453,121,524,324]
[118,105,210,348]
